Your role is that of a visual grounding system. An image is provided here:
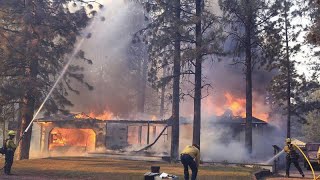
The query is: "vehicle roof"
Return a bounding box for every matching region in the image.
[306,143,320,145]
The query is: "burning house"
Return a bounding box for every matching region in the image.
[29,100,277,161]
[32,113,168,155]
[180,111,271,144]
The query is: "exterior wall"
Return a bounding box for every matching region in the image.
[38,120,106,154]
[106,123,128,150]
[37,120,169,153]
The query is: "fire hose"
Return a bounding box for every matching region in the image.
[293,144,320,180]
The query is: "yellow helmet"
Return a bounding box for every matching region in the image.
[8,130,16,136]
[286,138,291,143]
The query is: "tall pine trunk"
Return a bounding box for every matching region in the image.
[16,95,35,160]
[284,0,291,138]
[16,57,38,160]
[160,67,167,119]
[15,102,22,148]
[244,0,253,154]
[170,0,181,161]
[193,0,202,147]
[137,58,148,113]
[1,106,5,143]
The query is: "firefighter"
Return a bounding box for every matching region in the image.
[284,138,304,178]
[180,144,200,180]
[4,130,17,175]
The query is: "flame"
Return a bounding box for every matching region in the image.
[204,92,269,121]
[74,111,114,120]
[224,92,246,117]
[49,128,96,152]
[74,113,91,119]
[88,110,114,120]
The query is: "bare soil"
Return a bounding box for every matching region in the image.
[0,156,255,180]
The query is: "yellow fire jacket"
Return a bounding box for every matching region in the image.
[181,145,200,167]
[6,139,17,150]
[284,144,297,154]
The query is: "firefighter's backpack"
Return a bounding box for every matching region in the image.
[0,139,8,155]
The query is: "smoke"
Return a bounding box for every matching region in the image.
[178,119,285,163]
[27,0,287,163]
[180,57,276,124]
[68,0,155,118]
[200,125,250,163]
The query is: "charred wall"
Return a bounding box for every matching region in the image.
[37,120,106,155]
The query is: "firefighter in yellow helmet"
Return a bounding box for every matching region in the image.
[284,138,304,178]
[4,130,17,175]
[180,144,200,180]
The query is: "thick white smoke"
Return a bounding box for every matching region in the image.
[68,0,153,117]
[28,0,287,163]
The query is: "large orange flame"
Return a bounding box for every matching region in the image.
[49,128,96,152]
[224,92,246,117]
[206,92,269,121]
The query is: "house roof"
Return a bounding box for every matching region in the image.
[216,115,267,124]
[34,112,168,124]
[179,115,267,125]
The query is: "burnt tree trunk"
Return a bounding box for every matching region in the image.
[0,107,3,139]
[245,0,253,154]
[284,0,291,138]
[137,58,148,113]
[16,57,38,160]
[17,95,35,160]
[15,102,22,147]
[160,67,167,119]
[170,0,181,161]
[193,0,203,147]
[1,106,5,142]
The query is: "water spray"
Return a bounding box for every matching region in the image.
[264,149,284,165]
[20,39,85,140]
[18,17,99,143]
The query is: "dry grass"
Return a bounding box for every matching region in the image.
[0,157,256,179]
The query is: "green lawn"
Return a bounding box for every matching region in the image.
[0,157,257,180]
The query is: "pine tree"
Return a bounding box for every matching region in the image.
[219,0,278,153]
[138,0,223,157]
[136,0,184,160]
[262,0,320,136]
[0,0,99,159]
[306,0,320,76]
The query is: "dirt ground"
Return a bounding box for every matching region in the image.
[265,164,320,180]
[0,156,256,180]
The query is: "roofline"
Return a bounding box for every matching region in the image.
[34,119,168,124]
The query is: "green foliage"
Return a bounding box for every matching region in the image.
[303,109,320,142]
[0,0,97,116]
[219,0,279,65]
[306,0,320,75]
[136,0,223,91]
[261,0,320,123]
